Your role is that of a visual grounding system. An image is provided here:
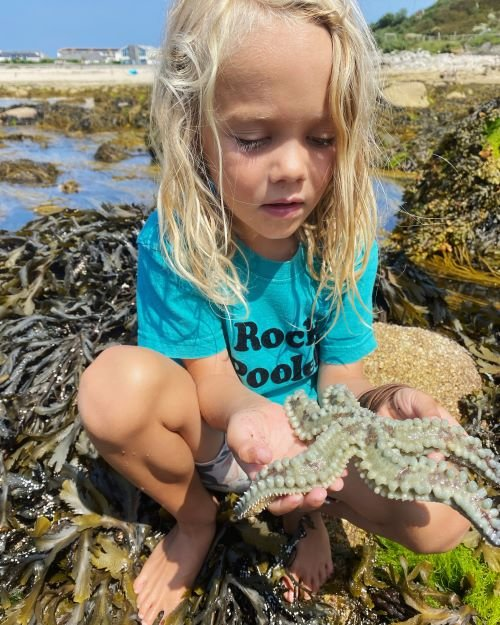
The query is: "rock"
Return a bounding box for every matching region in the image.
[383,81,429,108]
[59,180,80,193]
[0,106,38,124]
[392,98,499,273]
[34,202,66,216]
[446,90,467,100]
[0,159,59,185]
[364,323,481,419]
[94,141,129,163]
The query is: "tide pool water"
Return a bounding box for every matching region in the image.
[0,128,157,230]
[0,127,404,231]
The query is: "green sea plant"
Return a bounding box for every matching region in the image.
[484,118,500,159]
[371,535,500,625]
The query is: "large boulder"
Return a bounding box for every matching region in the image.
[364,323,481,419]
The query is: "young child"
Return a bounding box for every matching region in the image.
[78,1,470,623]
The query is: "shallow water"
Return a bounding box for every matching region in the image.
[374,176,405,232]
[0,127,404,231]
[0,127,157,230]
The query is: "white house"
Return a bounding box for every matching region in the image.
[116,45,158,65]
[0,50,45,62]
[57,48,119,64]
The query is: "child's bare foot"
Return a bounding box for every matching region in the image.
[282,511,333,602]
[133,520,216,625]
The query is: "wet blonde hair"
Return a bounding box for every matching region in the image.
[151,0,380,317]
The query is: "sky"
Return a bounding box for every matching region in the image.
[0,0,435,57]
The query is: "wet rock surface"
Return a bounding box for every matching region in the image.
[59,179,80,193]
[0,158,59,185]
[379,83,499,172]
[0,106,39,124]
[39,89,150,133]
[94,140,129,162]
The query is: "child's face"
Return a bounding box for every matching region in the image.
[203,17,335,261]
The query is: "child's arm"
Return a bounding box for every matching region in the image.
[185,350,331,510]
[316,360,470,552]
[185,351,316,471]
[316,359,373,398]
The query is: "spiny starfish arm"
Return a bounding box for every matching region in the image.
[354,452,500,545]
[374,417,500,486]
[233,429,354,519]
[234,385,500,545]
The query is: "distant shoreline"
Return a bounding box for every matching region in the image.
[0,64,154,86]
[0,53,499,87]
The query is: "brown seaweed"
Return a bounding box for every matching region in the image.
[0,198,498,624]
[0,159,59,185]
[0,205,340,625]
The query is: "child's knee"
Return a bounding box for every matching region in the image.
[78,345,194,443]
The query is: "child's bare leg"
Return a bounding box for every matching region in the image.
[78,345,223,625]
[281,510,333,601]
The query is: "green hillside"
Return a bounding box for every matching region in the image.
[372,0,500,52]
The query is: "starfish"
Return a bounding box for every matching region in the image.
[234,385,500,546]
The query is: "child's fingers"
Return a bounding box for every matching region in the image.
[328,476,345,492]
[267,493,304,516]
[267,487,328,516]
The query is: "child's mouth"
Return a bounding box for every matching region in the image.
[261,201,304,216]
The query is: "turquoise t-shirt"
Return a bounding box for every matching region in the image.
[136,211,377,405]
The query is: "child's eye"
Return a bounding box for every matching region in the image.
[310,136,335,147]
[234,137,268,152]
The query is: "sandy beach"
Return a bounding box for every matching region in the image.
[0,63,155,86]
[0,52,499,88]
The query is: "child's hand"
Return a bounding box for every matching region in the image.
[227,402,343,515]
[375,385,459,463]
[376,386,458,425]
[227,401,306,477]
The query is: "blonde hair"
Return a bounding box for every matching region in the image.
[151,0,380,318]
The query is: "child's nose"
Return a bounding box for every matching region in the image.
[269,141,307,184]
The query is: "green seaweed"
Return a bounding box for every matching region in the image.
[484,117,500,159]
[374,537,500,625]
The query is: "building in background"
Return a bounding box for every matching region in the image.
[116,44,158,65]
[0,50,45,62]
[57,48,119,64]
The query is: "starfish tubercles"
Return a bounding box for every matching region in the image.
[234,385,500,546]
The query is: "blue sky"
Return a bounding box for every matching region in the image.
[0,0,435,57]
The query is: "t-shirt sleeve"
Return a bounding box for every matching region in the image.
[136,219,226,359]
[318,242,378,365]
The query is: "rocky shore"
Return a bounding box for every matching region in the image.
[381,50,500,84]
[0,51,498,89]
[1,51,499,625]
